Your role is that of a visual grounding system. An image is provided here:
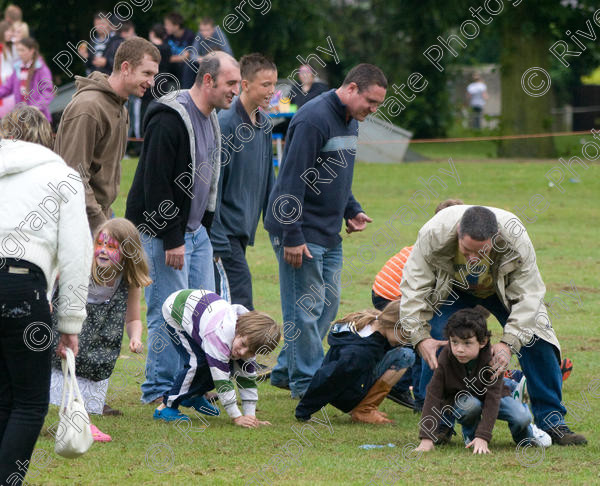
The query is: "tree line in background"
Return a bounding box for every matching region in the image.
[18,0,600,156]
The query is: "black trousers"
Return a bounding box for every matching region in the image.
[0,261,52,486]
[215,237,254,311]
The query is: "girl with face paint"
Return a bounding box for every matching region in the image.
[49,218,152,442]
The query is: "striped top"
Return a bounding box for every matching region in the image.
[162,289,258,419]
[372,246,413,301]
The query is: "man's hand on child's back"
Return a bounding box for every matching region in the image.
[415,439,435,452]
[466,438,490,454]
[490,342,511,380]
[417,338,448,370]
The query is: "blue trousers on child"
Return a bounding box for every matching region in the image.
[373,347,415,380]
[453,382,534,445]
[163,329,217,408]
[420,287,566,430]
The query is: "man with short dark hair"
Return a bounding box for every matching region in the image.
[55,37,160,233]
[211,53,276,310]
[126,51,241,404]
[264,63,387,398]
[399,204,587,446]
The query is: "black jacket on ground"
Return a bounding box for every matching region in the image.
[295,326,390,420]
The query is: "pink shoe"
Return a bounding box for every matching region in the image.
[90,423,112,442]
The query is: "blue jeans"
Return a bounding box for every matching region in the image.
[270,236,343,398]
[141,226,215,403]
[454,392,533,445]
[371,291,423,404]
[373,347,415,380]
[420,288,566,429]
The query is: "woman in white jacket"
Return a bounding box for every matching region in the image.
[0,106,92,484]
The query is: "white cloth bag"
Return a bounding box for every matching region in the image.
[54,348,94,458]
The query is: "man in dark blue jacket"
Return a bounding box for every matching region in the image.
[264,63,387,398]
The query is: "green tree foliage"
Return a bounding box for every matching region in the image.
[20,0,600,150]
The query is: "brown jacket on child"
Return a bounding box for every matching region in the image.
[419,344,510,444]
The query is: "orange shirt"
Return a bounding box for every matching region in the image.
[372,246,413,301]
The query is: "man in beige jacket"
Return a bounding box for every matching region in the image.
[55,37,159,233]
[399,205,587,446]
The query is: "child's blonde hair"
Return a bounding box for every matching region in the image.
[335,300,408,343]
[91,218,152,288]
[236,311,281,355]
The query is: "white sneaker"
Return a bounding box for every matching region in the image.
[513,376,528,404]
[530,424,552,447]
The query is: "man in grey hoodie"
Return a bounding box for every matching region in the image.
[55,37,159,233]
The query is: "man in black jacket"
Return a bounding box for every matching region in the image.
[126,51,241,404]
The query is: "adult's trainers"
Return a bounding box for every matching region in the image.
[181,395,220,416]
[545,425,587,446]
[513,376,528,404]
[153,407,189,422]
[386,389,415,410]
[530,424,552,447]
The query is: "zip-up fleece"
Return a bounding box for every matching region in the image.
[54,72,128,233]
[125,92,221,250]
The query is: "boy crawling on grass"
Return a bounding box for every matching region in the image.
[154,289,281,428]
[416,308,547,454]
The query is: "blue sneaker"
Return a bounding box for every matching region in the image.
[180,395,220,416]
[153,407,189,422]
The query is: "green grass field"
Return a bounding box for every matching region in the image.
[30,154,600,485]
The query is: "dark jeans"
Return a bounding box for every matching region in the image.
[420,287,565,429]
[215,237,254,311]
[371,291,423,404]
[0,262,52,485]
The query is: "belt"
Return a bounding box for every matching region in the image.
[0,259,45,276]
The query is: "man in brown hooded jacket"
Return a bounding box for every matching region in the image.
[55,37,159,233]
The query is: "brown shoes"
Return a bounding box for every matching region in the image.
[350,379,394,424]
[545,425,588,446]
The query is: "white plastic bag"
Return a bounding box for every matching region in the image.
[54,348,94,458]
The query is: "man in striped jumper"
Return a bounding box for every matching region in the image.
[372,199,464,412]
[154,289,281,427]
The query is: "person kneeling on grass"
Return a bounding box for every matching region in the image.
[154,289,281,428]
[415,308,550,454]
[295,300,415,424]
